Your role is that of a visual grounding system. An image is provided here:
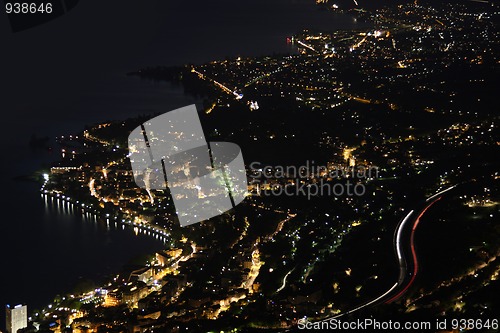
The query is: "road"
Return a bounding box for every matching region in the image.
[384,197,441,303]
[305,185,458,325]
[384,185,457,303]
[190,68,243,99]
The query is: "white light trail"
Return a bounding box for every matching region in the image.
[297,40,318,53]
[276,269,294,293]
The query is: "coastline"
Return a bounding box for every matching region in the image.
[1,4,370,326]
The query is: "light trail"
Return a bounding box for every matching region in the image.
[323,282,399,321]
[191,68,243,99]
[385,197,442,304]
[351,35,368,50]
[276,269,294,293]
[297,186,457,328]
[395,210,415,282]
[426,185,456,202]
[297,40,319,53]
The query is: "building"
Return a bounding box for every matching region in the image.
[6,304,27,333]
[129,267,153,284]
[104,289,122,307]
[122,282,149,309]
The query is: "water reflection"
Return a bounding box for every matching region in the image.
[41,193,169,245]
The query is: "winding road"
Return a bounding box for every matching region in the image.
[310,185,458,324]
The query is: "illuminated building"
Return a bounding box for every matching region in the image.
[5,304,27,333]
